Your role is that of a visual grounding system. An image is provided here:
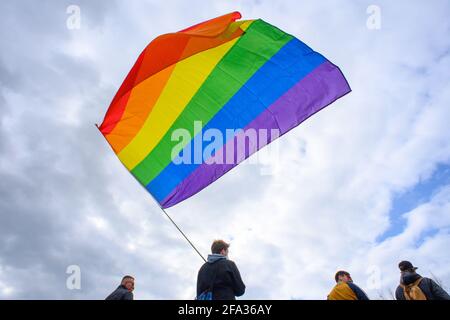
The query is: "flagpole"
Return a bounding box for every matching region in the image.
[95,124,207,263]
[159,206,207,263]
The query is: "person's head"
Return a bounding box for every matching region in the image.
[211,240,230,257]
[335,271,353,284]
[398,261,418,273]
[121,275,135,292]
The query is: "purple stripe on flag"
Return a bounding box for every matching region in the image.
[161,60,351,208]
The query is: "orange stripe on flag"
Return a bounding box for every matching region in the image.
[104,64,176,153]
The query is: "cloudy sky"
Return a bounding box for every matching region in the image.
[1,0,449,299]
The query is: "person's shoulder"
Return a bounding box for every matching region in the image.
[347,282,369,300]
[418,277,433,287]
[345,282,359,293]
[347,282,360,290]
[223,259,242,271]
[116,286,130,296]
[327,284,341,300]
[116,285,127,292]
[223,259,238,266]
[106,286,128,300]
[420,277,441,289]
[198,262,211,272]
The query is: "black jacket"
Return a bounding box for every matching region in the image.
[197,254,245,300]
[395,272,450,300]
[105,285,134,300]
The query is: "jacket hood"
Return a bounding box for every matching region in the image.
[400,271,421,285]
[207,254,227,264]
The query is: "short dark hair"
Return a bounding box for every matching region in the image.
[211,240,230,254]
[335,270,350,283]
[121,275,134,283]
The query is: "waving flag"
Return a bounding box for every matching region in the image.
[98,12,350,208]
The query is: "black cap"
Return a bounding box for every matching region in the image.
[398,261,418,272]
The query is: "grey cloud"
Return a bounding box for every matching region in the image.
[1,0,450,300]
[0,0,186,299]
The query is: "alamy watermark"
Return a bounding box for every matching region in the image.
[170,121,281,175]
[366,5,381,30]
[66,5,81,30]
[366,265,382,290]
[66,265,81,290]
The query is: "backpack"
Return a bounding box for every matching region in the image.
[196,265,219,300]
[197,290,213,300]
[401,277,427,300]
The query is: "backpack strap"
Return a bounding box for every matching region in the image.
[402,277,423,300]
[413,277,423,286]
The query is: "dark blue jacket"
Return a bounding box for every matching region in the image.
[395,272,450,300]
[197,254,245,300]
[347,282,370,300]
[105,285,133,300]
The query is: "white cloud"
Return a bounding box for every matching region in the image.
[0,0,449,300]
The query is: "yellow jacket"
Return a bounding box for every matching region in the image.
[328,282,369,300]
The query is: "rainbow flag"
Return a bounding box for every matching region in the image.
[99,12,350,208]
